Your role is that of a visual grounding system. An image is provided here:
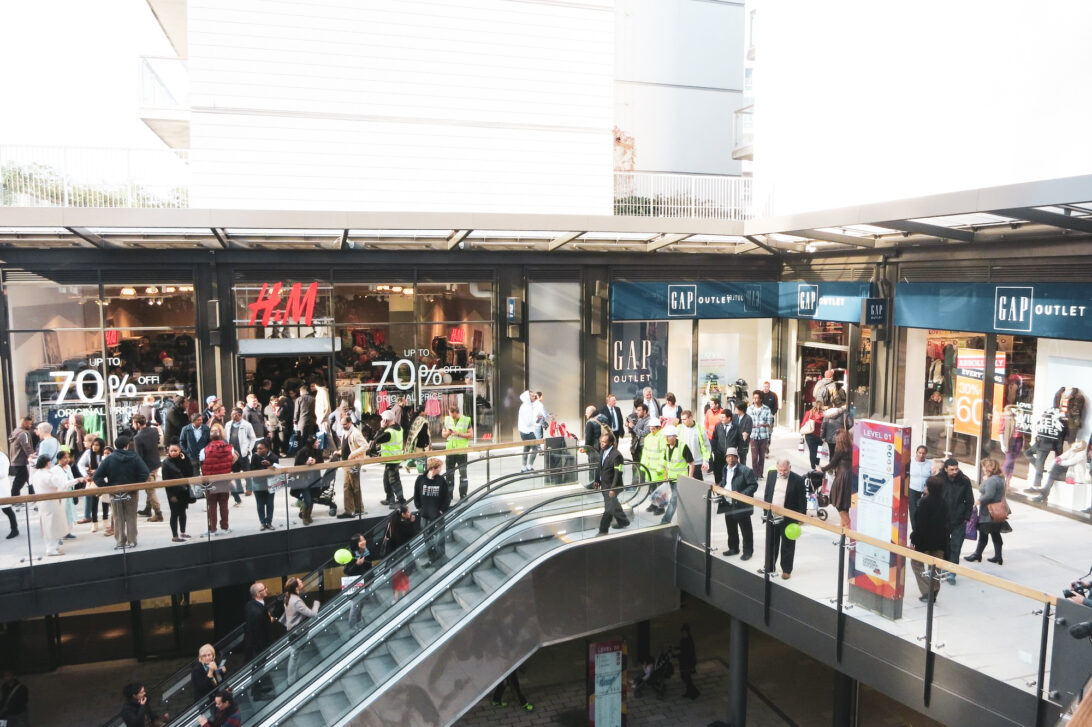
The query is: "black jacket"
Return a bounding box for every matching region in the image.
[734,414,753,442]
[719,463,758,518]
[413,472,451,519]
[162,455,194,504]
[713,419,744,455]
[763,470,806,515]
[244,598,272,660]
[163,402,189,444]
[190,660,223,699]
[133,426,162,470]
[584,418,603,453]
[119,699,151,727]
[940,470,974,526]
[911,490,950,552]
[596,446,625,492]
[93,448,151,488]
[598,405,625,439]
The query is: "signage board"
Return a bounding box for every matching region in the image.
[864,297,889,326]
[953,349,1006,438]
[247,281,320,327]
[610,281,871,323]
[609,321,667,403]
[850,419,910,613]
[895,282,1092,341]
[587,640,626,727]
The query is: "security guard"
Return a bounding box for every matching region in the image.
[442,405,472,499]
[640,418,667,482]
[373,410,406,507]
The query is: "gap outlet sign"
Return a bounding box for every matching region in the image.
[611,281,871,323]
[895,282,1092,341]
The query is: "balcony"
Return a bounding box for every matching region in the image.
[613,172,753,221]
[138,56,190,149]
[0,145,189,208]
[732,104,753,161]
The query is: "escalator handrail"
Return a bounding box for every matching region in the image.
[116,447,585,727]
[257,472,666,726]
[161,459,601,727]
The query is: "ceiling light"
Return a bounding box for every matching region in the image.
[402,287,414,295]
[120,287,136,297]
[376,284,389,291]
[156,298,163,305]
[391,285,403,293]
[145,286,159,295]
[164,286,176,293]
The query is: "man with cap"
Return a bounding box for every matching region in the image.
[372,410,406,507]
[639,418,667,483]
[203,395,220,425]
[711,446,758,560]
[658,425,693,524]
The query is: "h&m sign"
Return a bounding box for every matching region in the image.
[247,281,320,326]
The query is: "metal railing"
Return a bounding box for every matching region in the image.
[0,145,189,208]
[613,171,753,220]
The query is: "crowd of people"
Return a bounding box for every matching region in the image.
[1,378,478,557]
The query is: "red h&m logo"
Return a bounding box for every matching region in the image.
[247,282,319,326]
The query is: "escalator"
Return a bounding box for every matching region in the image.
[165,462,674,726]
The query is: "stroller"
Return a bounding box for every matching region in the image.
[805,469,829,521]
[632,646,674,699]
[289,469,339,518]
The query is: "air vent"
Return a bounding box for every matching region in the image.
[2,269,98,285]
[782,263,875,282]
[989,263,1092,283]
[897,263,989,282]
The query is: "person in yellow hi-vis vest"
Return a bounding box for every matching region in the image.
[373,410,406,507]
[442,405,472,499]
[659,425,693,524]
[640,418,667,482]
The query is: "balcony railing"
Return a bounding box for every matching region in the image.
[0,145,189,208]
[613,171,753,220]
[1,146,752,219]
[733,104,754,154]
[139,56,188,112]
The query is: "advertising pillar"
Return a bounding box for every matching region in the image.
[587,640,627,727]
[849,419,911,619]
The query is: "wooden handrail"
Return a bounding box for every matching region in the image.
[708,481,1058,606]
[0,439,548,508]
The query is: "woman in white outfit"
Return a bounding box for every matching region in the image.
[281,577,321,680]
[31,455,71,556]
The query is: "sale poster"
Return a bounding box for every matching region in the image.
[587,640,627,727]
[953,349,1006,439]
[850,420,910,613]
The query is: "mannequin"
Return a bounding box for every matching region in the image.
[999,405,1023,486]
[1033,439,1091,503]
[1024,406,1067,494]
[1054,386,1086,444]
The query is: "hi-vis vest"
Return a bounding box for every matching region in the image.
[380,426,403,458]
[445,415,471,449]
[665,443,689,482]
[641,430,666,475]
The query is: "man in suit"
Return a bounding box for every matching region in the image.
[583,406,603,486]
[712,447,757,560]
[294,384,317,441]
[761,458,806,579]
[594,432,629,534]
[244,581,274,697]
[599,394,625,441]
[732,402,753,468]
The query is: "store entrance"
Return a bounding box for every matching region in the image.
[798,344,848,414]
[237,354,332,408]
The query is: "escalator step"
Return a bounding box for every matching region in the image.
[492,551,527,576]
[285,707,327,727]
[431,603,466,629]
[362,652,399,683]
[515,537,557,561]
[451,585,485,611]
[409,619,443,648]
[471,567,506,594]
[386,635,421,667]
[315,691,352,722]
[451,526,481,546]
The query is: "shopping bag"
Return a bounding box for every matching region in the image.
[650,483,671,508]
[965,507,979,540]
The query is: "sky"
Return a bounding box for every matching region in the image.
[0,0,174,149]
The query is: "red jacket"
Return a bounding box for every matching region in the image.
[202,439,236,476]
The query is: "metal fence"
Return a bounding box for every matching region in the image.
[0,145,190,208]
[613,171,753,220]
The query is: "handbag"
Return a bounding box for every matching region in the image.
[190,482,211,501]
[800,419,816,436]
[965,507,979,540]
[987,501,1009,522]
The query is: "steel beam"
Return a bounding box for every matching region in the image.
[210,227,230,249]
[790,229,876,248]
[993,207,1092,234]
[547,231,584,251]
[742,234,781,256]
[647,232,691,252]
[339,229,350,250]
[446,229,472,250]
[65,226,110,248]
[877,219,975,243]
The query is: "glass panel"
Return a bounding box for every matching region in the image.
[529,321,581,434]
[7,283,101,330]
[698,318,771,412]
[920,330,987,466]
[416,282,492,322]
[102,283,195,328]
[104,329,200,436]
[528,281,579,321]
[852,325,873,418]
[800,319,849,346]
[992,335,1036,485]
[333,283,415,324]
[609,321,668,407]
[10,330,107,431]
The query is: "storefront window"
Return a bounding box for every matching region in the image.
[102,284,195,329]
[529,282,580,431]
[801,320,848,346]
[851,326,873,417]
[7,283,101,330]
[986,335,1037,481]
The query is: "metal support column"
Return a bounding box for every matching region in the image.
[728,616,749,727]
[636,620,651,665]
[832,670,859,727]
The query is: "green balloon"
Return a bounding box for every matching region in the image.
[785,522,802,541]
[334,548,353,565]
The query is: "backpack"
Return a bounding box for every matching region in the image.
[267,593,286,622]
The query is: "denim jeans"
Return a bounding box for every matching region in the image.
[520,431,538,466]
[254,490,275,526]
